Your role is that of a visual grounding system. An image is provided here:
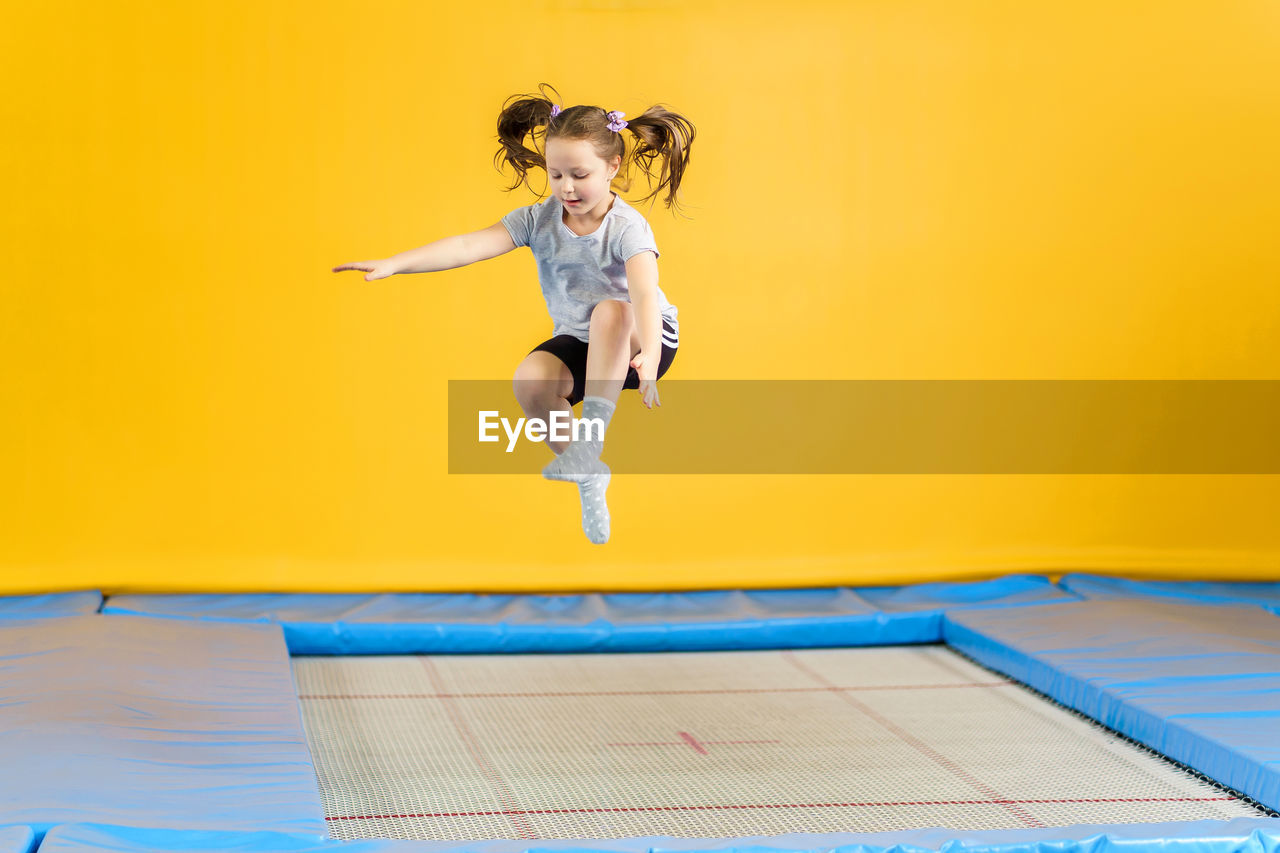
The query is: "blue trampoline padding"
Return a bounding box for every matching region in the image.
[102,589,935,653]
[35,819,1280,853]
[859,575,1077,610]
[102,578,1074,655]
[0,615,327,843]
[0,591,102,619]
[943,600,1280,812]
[857,574,1077,638]
[1058,574,1280,615]
[0,827,34,853]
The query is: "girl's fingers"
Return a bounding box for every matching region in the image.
[640,381,659,409]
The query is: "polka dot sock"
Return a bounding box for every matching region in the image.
[543,395,616,482]
[577,470,611,544]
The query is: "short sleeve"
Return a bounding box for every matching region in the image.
[500,204,534,248]
[618,218,660,262]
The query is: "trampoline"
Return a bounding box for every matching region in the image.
[295,647,1262,841]
[2,575,1279,853]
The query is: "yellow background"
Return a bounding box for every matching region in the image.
[3,0,1278,594]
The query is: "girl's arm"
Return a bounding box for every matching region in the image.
[626,251,663,409]
[333,223,517,280]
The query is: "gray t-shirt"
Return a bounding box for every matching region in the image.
[501,193,680,346]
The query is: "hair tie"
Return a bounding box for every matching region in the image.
[605,110,628,132]
[550,104,562,118]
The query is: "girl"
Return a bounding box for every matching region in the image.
[333,84,695,545]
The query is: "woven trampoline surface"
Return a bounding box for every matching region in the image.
[292,646,1263,841]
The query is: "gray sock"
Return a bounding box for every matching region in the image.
[577,395,616,459]
[578,472,611,544]
[543,395,616,481]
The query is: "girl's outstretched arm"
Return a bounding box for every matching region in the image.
[626,251,663,409]
[332,223,517,281]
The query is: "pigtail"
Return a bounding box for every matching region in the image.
[624,105,696,216]
[493,83,563,195]
[494,85,696,215]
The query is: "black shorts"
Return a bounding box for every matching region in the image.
[530,317,678,406]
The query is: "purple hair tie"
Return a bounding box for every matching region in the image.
[606,110,627,132]
[550,104,562,118]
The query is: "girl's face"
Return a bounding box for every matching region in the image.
[545,137,620,221]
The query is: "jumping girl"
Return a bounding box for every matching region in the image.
[333,84,695,544]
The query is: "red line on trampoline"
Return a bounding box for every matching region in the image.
[780,650,1045,829]
[678,731,708,754]
[607,740,781,749]
[418,658,538,840]
[298,682,1014,700]
[325,796,1239,823]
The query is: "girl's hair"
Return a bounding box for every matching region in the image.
[494,82,696,216]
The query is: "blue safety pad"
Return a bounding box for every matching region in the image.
[35,818,1280,853]
[0,615,327,843]
[858,575,1078,637]
[944,599,1280,812]
[103,578,1076,655]
[1058,574,1280,615]
[859,574,1076,610]
[0,827,33,853]
[103,589,937,653]
[0,591,101,619]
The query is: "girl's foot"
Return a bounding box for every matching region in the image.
[578,471,611,544]
[544,395,614,482]
[543,450,609,482]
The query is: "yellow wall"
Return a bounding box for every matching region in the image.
[3,0,1278,594]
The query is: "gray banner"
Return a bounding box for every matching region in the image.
[448,380,1280,474]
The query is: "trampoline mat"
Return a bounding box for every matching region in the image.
[292,646,1264,841]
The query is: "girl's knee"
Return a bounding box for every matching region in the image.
[589,299,632,331]
[513,356,545,385]
[513,353,572,403]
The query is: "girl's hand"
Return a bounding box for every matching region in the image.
[630,352,661,410]
[331,259,400,281]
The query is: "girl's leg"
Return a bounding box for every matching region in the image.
[515,350,611,544]
[512,351,575,455]
[541,300,642,544]
[544,300,639,482]
[583,299,643,405]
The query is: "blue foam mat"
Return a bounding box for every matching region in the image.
[943,600,1280,812]
[34,819,1280,853]
[102,590,928,653]
[1058,575,1280,615]
[0,591,101,619]
[102,578,1074,655]
[0,827,33,853]
[0,615,327,843]
[856,575,1076,635]
[22,582,1280,853]
[858,575,1076,611]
